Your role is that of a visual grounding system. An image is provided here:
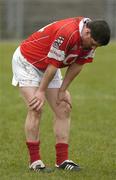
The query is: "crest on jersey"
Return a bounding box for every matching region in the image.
[53,36,64,49]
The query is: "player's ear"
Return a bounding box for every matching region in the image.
[86,27,91,34]
[85,28,91,38]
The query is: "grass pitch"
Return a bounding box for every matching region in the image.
[0,42,116,180]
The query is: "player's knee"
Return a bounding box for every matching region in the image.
[55,101,72,119]
[63,101,72,114]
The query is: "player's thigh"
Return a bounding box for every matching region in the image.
[46,88,58,111]
[46,88,71,114]
[19,86,38,106]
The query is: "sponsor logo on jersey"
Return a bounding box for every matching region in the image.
[53,36,64,49]
[48,46,65,61]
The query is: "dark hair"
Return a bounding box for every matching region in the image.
[86,20,111,46]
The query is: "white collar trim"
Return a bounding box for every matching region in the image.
[79,18,91,36]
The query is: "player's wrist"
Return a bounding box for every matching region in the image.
[59,88,66,92]
[38,88,46,94]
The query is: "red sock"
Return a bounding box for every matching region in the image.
[26,141,41,164]
[55,143,68,165]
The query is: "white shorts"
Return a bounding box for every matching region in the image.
[12,47,63,88]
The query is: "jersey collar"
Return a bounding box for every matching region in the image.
[79,18,91,37]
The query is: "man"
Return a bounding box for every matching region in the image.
[12,16,110,172]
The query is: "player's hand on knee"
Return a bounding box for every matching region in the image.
[28,91,45,112]
[57,90,72,108]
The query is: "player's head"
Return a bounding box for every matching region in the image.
[87,20,111,46]
[81,20,111,49]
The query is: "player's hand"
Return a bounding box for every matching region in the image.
[29,91,45,112]
[57,90,72,108]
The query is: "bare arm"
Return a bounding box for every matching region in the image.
[57,63,83,105]
[60,62,83,91]
[39,64,58,92]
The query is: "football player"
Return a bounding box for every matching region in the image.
[12,16,110,172]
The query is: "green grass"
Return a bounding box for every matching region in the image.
[0,42,116,180]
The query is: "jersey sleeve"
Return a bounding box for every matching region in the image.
[76,49,95,65]
[45,30,72,68]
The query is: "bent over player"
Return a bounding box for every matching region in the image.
[12,16,110,172]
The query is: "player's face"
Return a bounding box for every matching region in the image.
[81,27,100,50]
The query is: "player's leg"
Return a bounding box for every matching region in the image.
[12,47,52,172]
[46,89,81,171]
[19,87,42,160]
[19,87,53,172]
[46,88,71,144]
[19,87,41,141]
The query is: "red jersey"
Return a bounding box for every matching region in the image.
[20,17,95,70]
